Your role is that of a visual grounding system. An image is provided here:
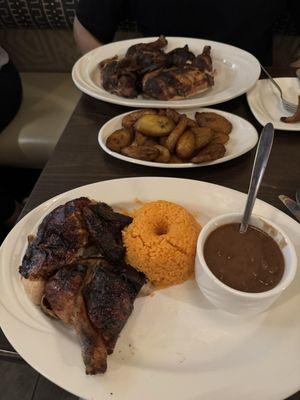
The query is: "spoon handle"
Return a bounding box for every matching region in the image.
[240,123,274,233]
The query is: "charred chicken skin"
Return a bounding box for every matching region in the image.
[20,198,145,374]
[142,46,214,100]
[99,36,214,100]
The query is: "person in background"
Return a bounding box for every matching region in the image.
[0,47,23,242]
[74,0,300,66]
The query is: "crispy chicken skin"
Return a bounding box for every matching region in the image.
[166,45,195,67]
[83,260,144,354]
[99,36,214,100]
[21,198,145,375]
[143,66,214,100]
[73,289,108,374]
[142,46,214,100]
[44,262,88,324]
[19,198,92,280]
[43,258,145,374]
[125,35,168,57]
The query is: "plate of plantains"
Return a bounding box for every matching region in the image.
[98,108,258,168]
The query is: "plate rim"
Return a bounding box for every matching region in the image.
[72,36,261,109]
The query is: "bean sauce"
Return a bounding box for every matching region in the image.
[203,223,284,293]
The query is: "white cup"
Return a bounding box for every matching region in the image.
[195,213,297,315]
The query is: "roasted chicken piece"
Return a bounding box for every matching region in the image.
[19,197,92,280]
[142,46,214,100]
[83,259,145,354]
[126,36,168,74]
[73,290,108,374]
[99,56,140,98]
[20,199,131,280]
[100,36,169,97]
[143,66,213,100]
[82,202,132,264]
[43,262,88,324]
[192,45,214,72]
[126,35,168,58]
[42,258,145,374]
[166,45,195,67]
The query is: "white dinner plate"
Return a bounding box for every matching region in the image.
[247,78,300,131]
[72,37,260,109]
[98,108,258,168]
[0,178,299,400]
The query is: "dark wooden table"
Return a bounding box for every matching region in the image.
[1,68,300,400]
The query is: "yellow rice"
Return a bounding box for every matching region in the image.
[123,200,200,288]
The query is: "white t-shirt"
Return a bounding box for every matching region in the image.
[0,46,9,69]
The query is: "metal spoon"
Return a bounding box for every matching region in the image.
[240,123,274,233]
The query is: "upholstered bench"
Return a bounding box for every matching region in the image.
[0,0,81,168]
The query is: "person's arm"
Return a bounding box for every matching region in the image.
[74,0,127,54]
[73,16,102,54]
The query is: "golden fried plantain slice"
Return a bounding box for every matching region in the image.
[159,136,168,147]
[191,143,226,164]
[134,131,158,146]
[121,145,160,161]
[168,154,184,164]
[192,126,214,150]
[165,108,181,123]
[122,109,157,129]
[106,128,133,152]
[165,115,188,153]
[175,129,196,159]
[211,131,229,145]
[195,112,232,134]
[135,114,175,136]
[134,131,147,146]
[154,145,171,163]
[158,109,167,116]
[186,118,198,128]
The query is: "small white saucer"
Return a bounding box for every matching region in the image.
[247,77,300,131]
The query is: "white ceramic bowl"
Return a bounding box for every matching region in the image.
[195,213,297,315]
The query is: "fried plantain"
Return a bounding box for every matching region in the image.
[186,117,198,128]
[122,109,157,129]
[192,126,214,150]
[168,154,184,164]
[159,136,168,147]
[134,114,175,136]
[134,131,147,146]
[154,145,171,163]
[191,143,226,163]
[121,145,160,161]
[158,109,167,116]
[165,108,181,123]
[165,115,188,153]
[195,112,232,134]
[211,131,229,145]
[106,128,133,152]
[175,129,196,159]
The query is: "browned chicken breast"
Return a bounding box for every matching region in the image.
[143,65,214,100]
[142,46,214,100]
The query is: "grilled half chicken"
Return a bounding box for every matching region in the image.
[20,198,145,374]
